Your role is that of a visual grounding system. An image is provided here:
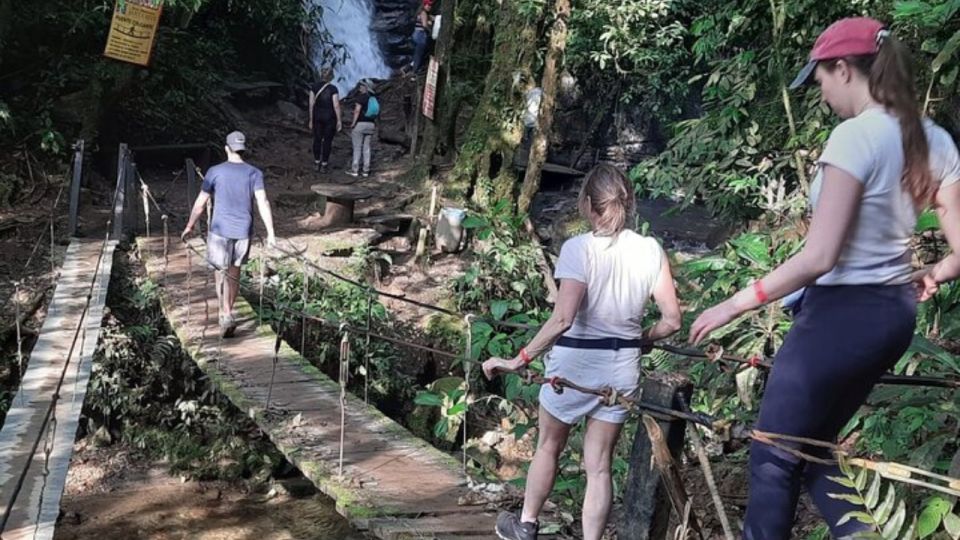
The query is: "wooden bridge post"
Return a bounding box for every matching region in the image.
[126,157,141,235]
[67,139,84,238]
[620,373,693,540]
[112,144,127,240]
[186,158,197,206]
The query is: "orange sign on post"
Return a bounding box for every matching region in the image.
[422,57,439,120]
[104,0,164,67]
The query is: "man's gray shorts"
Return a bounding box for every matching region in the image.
[207,233,251,270]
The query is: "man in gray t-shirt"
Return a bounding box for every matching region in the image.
[181,131,276,337]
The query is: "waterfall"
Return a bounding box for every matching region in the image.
[309,0,392,95]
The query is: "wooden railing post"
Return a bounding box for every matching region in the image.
[112,144,127,240]
[67,140,84,237]
[620,373,694,540]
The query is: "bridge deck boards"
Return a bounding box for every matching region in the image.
[139,237,498,538]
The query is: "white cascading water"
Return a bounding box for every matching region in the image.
[309,0,392,94]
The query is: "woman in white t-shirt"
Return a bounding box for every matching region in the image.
[689,17,960,539]
[482,164,681,540]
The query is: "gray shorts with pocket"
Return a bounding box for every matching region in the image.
[207,233,251,269]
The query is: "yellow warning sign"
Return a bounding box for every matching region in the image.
[104,0,164,67]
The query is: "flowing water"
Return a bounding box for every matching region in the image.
[309,0,392,94]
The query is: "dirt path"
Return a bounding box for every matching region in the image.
[55,442,367,540]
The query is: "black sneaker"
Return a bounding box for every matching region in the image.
[320,162,329,173]
[314,161,322,172]
[495,511,537,540]
[361,170,370,178]
[345,170,359,177]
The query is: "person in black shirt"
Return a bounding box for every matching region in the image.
[348,79,378,177]
[308,69,342,173]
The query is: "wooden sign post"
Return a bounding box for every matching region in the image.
[422,57,439,120]
[103,0,164,67]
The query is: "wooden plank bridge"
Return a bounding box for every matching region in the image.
[137,236,499,539]
[0,238,116,540]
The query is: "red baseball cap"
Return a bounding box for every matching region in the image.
[789,17,888,89]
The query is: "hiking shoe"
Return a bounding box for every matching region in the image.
[314,161,322,172]
[361,170,370,178]
[219,314,237,338]
[345,169,359,177]
[495,511,537,540]
[320,162,329,173]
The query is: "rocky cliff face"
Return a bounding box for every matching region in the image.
[370,0,420,70]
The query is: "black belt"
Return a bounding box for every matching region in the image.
[556,336,644,350]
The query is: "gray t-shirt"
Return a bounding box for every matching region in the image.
[201,161,265,240]
[811,108,960,285]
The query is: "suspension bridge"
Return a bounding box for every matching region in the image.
[1,142,958,540]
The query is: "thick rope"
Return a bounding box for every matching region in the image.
[363,291,373,404]
[462,314,474,473]
[338,326,350,479]
[301,264,309,358]
[265,317,283,411]
[14,281,24,407]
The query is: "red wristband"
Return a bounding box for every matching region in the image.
[753,280,769,304]
[519,348,532,365]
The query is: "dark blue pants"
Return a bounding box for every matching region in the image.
[412,28,429,73]
[744,284,916,539]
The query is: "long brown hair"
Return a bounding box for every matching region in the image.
[823,35,934,207]
[578,163,636,236]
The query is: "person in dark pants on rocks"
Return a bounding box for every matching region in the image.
[689,17,960,539]
[482,164,682,540]
[308,69,342,173]
[347,79,379,178]
[181,131,277,338]
[411,1,432,75]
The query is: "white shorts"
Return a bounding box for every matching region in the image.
[539,345,641,425]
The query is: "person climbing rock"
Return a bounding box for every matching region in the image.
[181,131,277,338]
[482,164,682,540]
[688,17,960,539]
[347,78,379,178]
[410,0,432,75]
[308,68,342,173]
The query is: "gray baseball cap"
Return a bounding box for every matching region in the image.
[226,131,246,152]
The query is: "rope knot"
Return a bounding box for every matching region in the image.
[548,376,564,394]
[599,387,619,407]
[748,355,761,368]
[705,344,724,363]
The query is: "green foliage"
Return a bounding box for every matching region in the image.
[0,0,314,160]
[88,255,282,480]
[247,253,416,406]
[828,459,918,539]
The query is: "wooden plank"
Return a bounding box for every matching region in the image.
[138,237,494,537]
[0,239,116,539]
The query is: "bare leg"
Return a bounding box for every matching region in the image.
[581,416,622,540]
[214,269,226,319]
[520,406,571,524]
[226,266,241,316]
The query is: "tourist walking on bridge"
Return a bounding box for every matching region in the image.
[689,17,960,539]
[482,164,682,540]
[181,131,277,338]
[309,69,342,173]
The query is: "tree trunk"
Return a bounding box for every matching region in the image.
[518,0,570,214]
[417,0,457,171]
[448,3,540,210]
